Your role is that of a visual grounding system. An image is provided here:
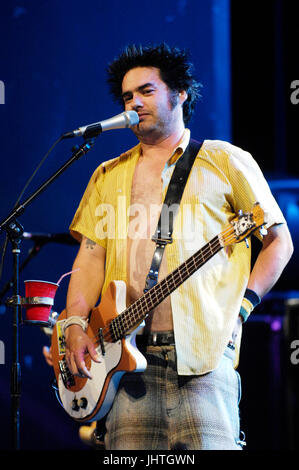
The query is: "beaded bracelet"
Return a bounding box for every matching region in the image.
[239,288,261,323]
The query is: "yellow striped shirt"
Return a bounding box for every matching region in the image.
[70,130,286,374]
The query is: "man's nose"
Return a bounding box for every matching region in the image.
[131,94,143,109]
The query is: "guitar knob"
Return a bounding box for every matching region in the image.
[79,397,88,409]
[259,225,267,236]
[71,399,80,411]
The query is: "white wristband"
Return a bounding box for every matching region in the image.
[62,315,88,336]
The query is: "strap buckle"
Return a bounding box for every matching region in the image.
[151,236,173,245]
[151,229,173,245]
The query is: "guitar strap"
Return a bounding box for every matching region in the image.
[144,138,203,293]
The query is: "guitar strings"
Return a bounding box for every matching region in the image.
[78,224,240,364]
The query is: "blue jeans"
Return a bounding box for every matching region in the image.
[105,345,244,450]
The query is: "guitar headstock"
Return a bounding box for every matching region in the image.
[220,203,267,247]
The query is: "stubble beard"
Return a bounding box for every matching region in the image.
[130,92,181,144]
[132,108,179,144]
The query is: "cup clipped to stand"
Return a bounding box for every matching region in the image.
[22,280,58,326]
[21,269,79,327]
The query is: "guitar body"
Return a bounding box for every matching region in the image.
[51,280,147,423]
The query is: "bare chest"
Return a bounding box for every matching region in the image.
[131,159,164,207]
[127,158,173,331]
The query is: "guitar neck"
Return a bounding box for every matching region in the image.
[110,235,222,340]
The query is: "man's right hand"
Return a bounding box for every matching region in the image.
[63,237,106,379]
[65,324,100,379]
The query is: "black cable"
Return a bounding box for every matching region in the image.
[0,135,63,288]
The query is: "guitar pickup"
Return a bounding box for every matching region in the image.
[59,358,75,388]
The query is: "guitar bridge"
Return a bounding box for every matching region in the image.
[59,358,75,388]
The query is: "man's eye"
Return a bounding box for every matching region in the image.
[143,89,154,94]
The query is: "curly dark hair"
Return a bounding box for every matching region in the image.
[106,43,202,124]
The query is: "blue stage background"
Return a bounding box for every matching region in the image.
[0,0,298,451]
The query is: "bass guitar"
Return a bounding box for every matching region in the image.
[51,203,266,423]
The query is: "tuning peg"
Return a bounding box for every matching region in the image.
[244,238,249,248]
[259,225,267,236]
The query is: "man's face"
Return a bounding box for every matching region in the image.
[121,66,183,142]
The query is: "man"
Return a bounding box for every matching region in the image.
[63,44,293,450]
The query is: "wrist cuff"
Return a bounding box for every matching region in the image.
[239,289,261,323]
[62,315,88,335]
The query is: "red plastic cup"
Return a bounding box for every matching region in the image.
[23,280,59,326]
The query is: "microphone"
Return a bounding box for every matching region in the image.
[62,110,139,139]
[22,232,79,246]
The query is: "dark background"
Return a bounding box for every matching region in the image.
[0,0,298,452]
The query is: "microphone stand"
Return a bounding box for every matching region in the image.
[0,137,96,450]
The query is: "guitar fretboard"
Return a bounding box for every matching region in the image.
[110,235,222,341]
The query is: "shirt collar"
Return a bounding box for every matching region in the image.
[134,129,191,166]
[167,128,191,166]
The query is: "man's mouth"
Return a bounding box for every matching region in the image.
[138,112,149,121]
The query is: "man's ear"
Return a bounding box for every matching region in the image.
[179,90,188,104]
